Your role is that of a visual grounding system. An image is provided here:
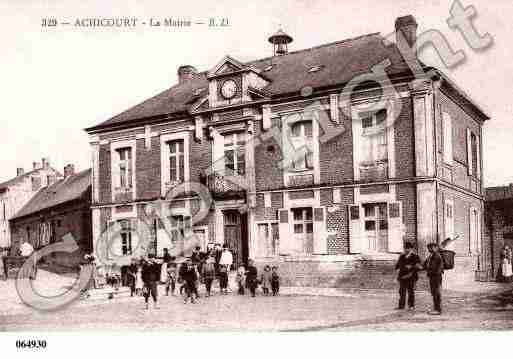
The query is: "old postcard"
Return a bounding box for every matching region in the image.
[0,0,512,355]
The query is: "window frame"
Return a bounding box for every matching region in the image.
[116,147,133,189]
[110,139,137,201]
[289,120,314,171]
[160,132,190,196]
[167,139,185,183]
[223,131,246,176]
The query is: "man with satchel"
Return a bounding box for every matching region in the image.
[424,242,444,315]
[395,242,421,311]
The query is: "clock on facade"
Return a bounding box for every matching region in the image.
[221,79,237,99]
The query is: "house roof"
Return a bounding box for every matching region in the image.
[86,30,489,133]
[86,32,416,132]
[486,185,513,202]
[11,169,91,220]
[0,167,62,191]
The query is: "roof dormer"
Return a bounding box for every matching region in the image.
[207,55,271,108]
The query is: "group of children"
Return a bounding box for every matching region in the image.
[236,263,280,297]
[161,255,280,304]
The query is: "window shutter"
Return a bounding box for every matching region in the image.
[442,113,453,165]
[195,116,203,141]
[469,207,476,255]
[444,197,454,242]
[466,128,473,176]
[313,207,327,254]
[348,205,362,253]
[330,94,339,124]
[278,210,292,255]
[262,105,271,130]
[212,131,225,173]
[475,134,481,178]
[388,202,404,253]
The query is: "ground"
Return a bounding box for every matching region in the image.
[1,269,513,331]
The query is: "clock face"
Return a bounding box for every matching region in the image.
[221,79,237,99]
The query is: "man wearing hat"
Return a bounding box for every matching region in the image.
[141,254,161,310]
[394,242,421,310]
[424,242,444,315]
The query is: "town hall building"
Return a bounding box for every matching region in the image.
[85,15,489,288]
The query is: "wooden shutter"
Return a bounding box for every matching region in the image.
[475,134,481,178]
[442,113,453,165]
[278,210,292,255]
[262,105,271,130]
[444,197,454,241]
[195,116,203,141]
[313,207,327,254]
[348,205,362,253]
[388,202,404,253]
[469,207,476,254]
[466,128,473,175]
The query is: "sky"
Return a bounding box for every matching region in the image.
[0,0,511,186]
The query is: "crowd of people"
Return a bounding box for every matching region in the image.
[116,244,282,309]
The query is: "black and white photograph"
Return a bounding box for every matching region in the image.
[0,0,512,352]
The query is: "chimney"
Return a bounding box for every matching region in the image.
[16,168,24,177]
[63,164,75,178]
[41,157,50,169]
[395,15,418,54]
[177,65,197,84]
[33,162,41,170]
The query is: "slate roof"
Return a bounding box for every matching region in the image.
[86,30,489,133]
[87,32,414,131]
[11,169,91,220]
[486,185,513,202]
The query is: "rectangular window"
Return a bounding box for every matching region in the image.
[471,132,478,176]
[224,132,245,175]
[290,120,314,171]
[362,203,388,252]
[291,207,314,253]
[168,140,185,183]
[360,109,388,180]
[2,202,5,221]
[116,147,133,188]
[119,219,133,256]
[442,112,453,165]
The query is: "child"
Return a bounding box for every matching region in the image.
[271,266,280,296]
[183,259,198,304]
[202,256,216,297]
[135,264,143,296]
[236,265,246,295]
[260,265,272,296]
[218,264,229,294]
[246,259,258,297]
[165,258,177,296]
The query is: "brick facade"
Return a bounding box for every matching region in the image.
[86,18,489,288]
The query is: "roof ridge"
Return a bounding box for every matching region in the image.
[246,32,382,65]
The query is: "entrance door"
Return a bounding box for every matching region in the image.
[223,210,248,267]
[363,203,388,253]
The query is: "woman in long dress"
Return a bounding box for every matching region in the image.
[500,245,513,282]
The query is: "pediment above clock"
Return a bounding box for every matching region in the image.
[208,55,245,78]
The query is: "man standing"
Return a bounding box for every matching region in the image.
[424,243,444,315]
[394,242,421,310]
[142,254,161,310]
